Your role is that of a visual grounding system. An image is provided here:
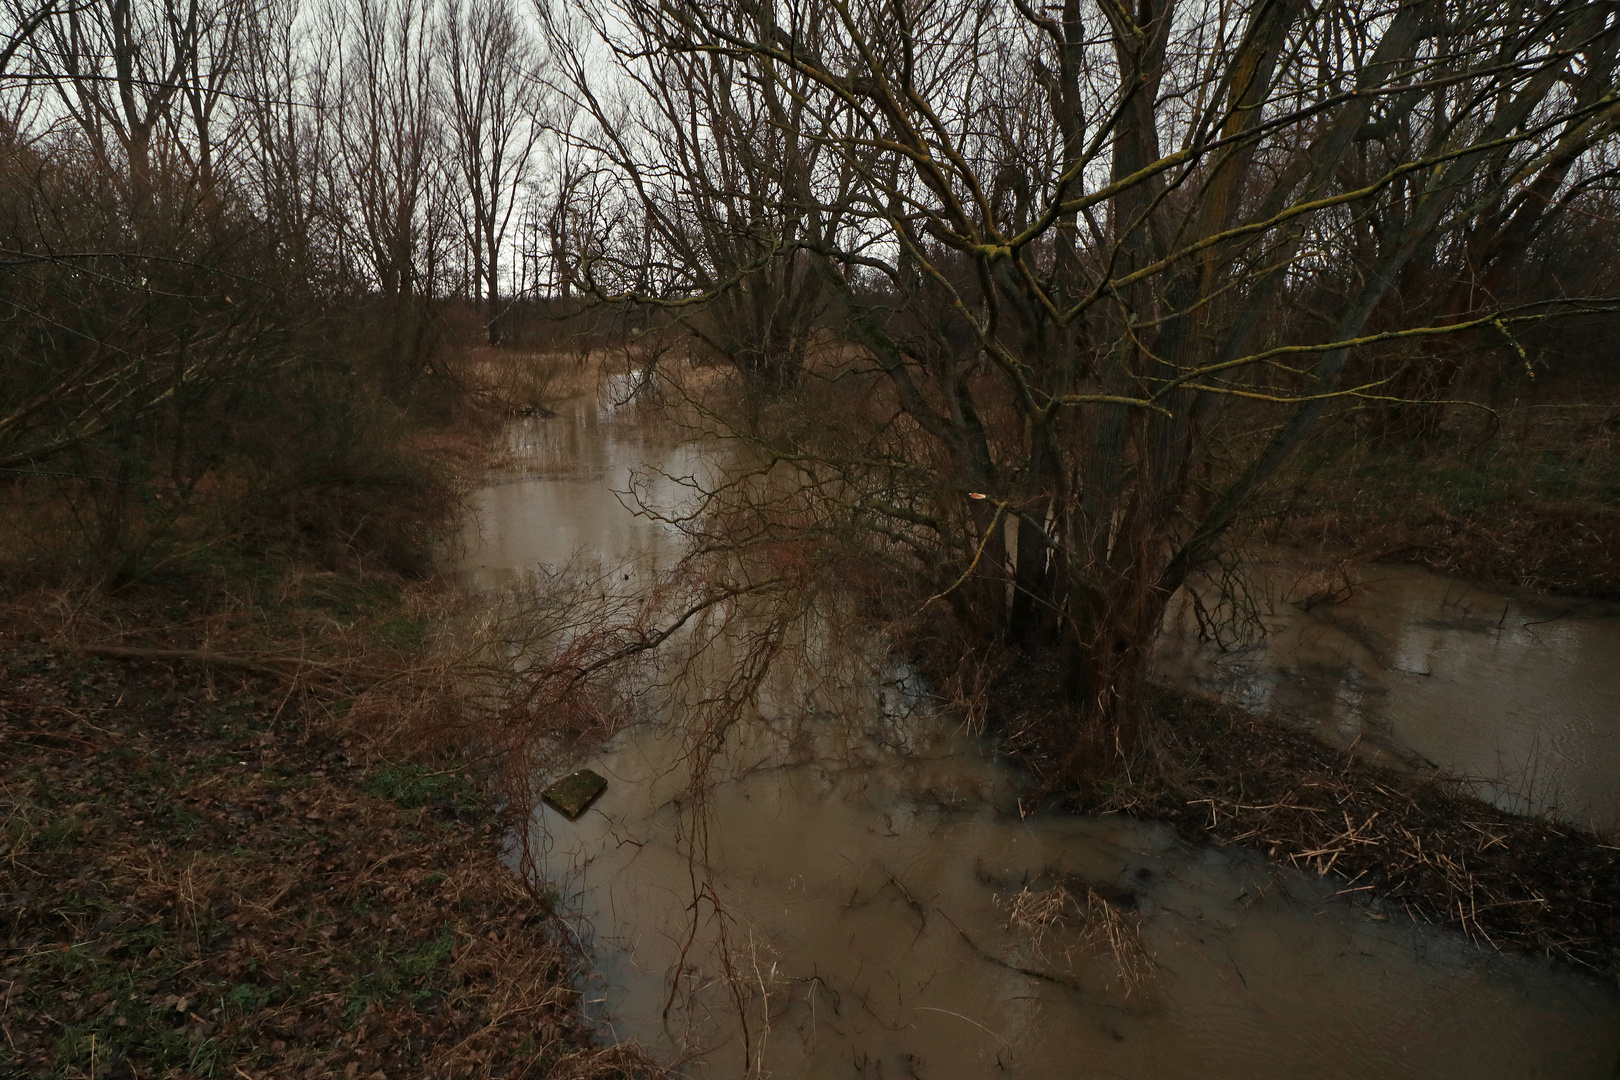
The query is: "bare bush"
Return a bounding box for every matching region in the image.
[543,0,1620,772]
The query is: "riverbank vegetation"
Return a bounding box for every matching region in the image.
[1268,399,1620,598]
[0,625,612,1078]
[0,564,668,1078]
[5,0,1620,1070]
[0,0,638,1071]
[534,0,1620,986]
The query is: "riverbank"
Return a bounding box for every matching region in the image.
[999,685,1620,981]
[1268,407,1620,600]
[0,573,655,1079]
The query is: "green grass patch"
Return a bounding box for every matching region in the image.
[362,764,482,818]
[376,615,429,650]
[344,928,457,1020]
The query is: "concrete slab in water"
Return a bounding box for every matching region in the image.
[542,769,607,820]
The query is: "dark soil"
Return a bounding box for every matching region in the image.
[0,635,652,1079]
[1268,416,1620,600]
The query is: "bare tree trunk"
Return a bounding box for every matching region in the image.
[544,0,1619,768]
[440,0,540,345]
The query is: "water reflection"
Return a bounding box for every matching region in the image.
[1159,562,1620,828]
[536,694,1619,1079]
[458,395,1620,1078]
[458,381,715,591]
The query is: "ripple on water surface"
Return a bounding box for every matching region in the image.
[460,399,1620,1077]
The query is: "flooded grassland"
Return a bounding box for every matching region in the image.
[457,388,1620,1079]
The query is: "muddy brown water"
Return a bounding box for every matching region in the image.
[458,391,1620,1078]
[1158,561,1620,829]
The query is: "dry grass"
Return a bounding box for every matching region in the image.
[997,879,1154,995]
[0,577,668,1079]
[446,346,646,422]
[1023,697,1620,977]
[1267,400,1620,598]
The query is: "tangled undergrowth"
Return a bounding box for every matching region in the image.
[0,615,658,1080]
[1269,406,1620,599]
[1008,694,1620,980]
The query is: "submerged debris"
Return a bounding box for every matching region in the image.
[1035,697,1620,978]
[997,877,1154,995]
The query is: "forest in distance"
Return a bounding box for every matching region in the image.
[3,0,1620,1076]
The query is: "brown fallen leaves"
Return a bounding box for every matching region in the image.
[0,634,661,1079]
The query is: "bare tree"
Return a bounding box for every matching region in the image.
[13,0,254,229]
[0,0,54,79]
[539,0,856,406]
[237,0,335,285]
[173,0,252,218]
[326,0,450,400]
[439,0,539,343]
[555,0,1620,764]
[0,0,265,487]
[0,0,475,582]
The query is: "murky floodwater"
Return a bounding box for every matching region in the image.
[541,706,1619,1079]
[458,386,712,593]
[1159,561,1620,828]
[458,390,1620,1078]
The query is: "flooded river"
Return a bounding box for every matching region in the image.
[458,390,1620,1078]
[1159,563,1620,828]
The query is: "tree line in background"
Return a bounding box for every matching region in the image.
[3,0,557,336]
[4,0,1619,766]
[0,0,566,584]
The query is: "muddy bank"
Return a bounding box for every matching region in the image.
[0,628,651,1079]
[1268,417,1620,601]
[1003,693,1620,980]
[1136,555,1620,973]
[1159,558,1620,828]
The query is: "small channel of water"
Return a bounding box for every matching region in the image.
[457,392,1620,1078]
